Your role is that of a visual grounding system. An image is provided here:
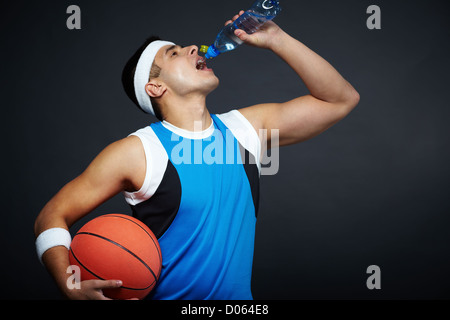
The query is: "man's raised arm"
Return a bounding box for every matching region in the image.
[226,11,360,146]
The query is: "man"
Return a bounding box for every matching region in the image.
[34,11,359,300]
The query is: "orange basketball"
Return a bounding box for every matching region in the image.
[68,214,161,300]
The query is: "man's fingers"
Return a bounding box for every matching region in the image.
[234,29,249,41]
[232,10,245,21]
[225,10,245,26]
[100,279,123,289]
[89,279,123,290]
[93,280,122,300]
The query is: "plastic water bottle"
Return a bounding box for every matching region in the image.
[202,0,282,59]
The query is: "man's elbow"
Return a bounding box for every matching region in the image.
[348,88,360,109]
[339,86,360,114]
[330,87,359,124]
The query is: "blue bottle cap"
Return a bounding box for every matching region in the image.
[205,45,220,59]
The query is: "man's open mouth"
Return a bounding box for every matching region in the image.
[196,57,208,71]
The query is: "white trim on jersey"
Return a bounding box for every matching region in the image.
[161,119,215,140]
[217,110,262,174]
[124,127,168,206]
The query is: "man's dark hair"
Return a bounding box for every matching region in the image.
[122,36,164,121]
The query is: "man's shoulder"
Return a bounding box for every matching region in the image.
[103,135,145,166]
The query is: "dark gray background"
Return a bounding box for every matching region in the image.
[1,0,449,299]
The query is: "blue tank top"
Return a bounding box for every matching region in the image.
[124,111,260,300]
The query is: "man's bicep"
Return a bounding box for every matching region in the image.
[241,95,350,147]
[74,136,145,206]
[45,137,145,226]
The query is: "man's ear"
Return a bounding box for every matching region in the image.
[145,80,167,98]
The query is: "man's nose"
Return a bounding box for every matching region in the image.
[187,45,198,56]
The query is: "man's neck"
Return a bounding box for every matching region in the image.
[162,94,212,132]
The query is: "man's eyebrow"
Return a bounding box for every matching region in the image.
[165,45,182,56]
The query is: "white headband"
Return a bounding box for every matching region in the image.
[134,40,175,115]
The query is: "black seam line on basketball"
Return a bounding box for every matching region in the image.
[106,215,162,265]
[70,248,105,281]
[102,214,162,261]
[75,231,157,285]
[99,215,162,264]
[70,248,154,291]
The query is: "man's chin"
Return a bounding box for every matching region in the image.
[201,77,220,95]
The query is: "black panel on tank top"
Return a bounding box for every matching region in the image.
[130,160,182,239]
[238,143,260,217]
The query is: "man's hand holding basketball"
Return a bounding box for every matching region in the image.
[66,279,123,300]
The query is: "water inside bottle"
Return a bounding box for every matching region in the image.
[234,11,268,34]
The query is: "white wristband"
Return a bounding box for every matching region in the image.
[35,228,72,265]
